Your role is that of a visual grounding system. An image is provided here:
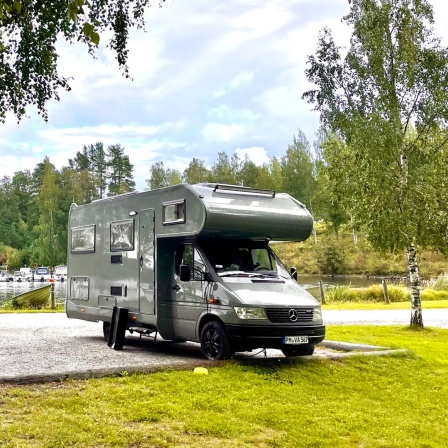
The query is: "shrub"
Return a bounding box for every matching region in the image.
[316,241,346,275]
[424,273,448,290]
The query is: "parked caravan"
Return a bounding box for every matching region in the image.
[53,265,67,282]
[20,267,34,281]
[66,183,325,360]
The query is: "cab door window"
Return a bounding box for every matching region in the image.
[176,244,206,281]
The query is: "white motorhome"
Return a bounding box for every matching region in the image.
[53,265,67,282]
[66,183,325,360]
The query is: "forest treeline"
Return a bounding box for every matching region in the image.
[1,131,332,270]
[2,123,448,272]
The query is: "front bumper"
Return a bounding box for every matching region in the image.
[226,323,325,350]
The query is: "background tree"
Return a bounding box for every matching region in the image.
[183,158,211,184]
[281,130,316,209]
[239,156,260,188]
[32,159,64,266]
[0,0,165,122]
[303,0,448,327]
[106,144,135,196]
[210,152,240,184]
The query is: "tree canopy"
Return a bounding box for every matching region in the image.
[0,0,164,122]
[303,0,448,326]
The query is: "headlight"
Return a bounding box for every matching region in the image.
[234,307,268,320]
[313,307,322,322]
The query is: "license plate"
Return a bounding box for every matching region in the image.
[283,336,309,345]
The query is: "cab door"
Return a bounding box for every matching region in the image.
[139,209,155,315]
[171,244,208,339]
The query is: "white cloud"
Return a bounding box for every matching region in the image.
[201,123,245,142]
[235,146,270,166]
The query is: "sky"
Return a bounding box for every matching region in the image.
[1,0,448,191]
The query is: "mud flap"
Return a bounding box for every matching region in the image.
[108,306,129,350]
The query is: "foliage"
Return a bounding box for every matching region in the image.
[324,284,448,304]
[1,327,448,447]
[303,0,448,254]
[424,273,448,290]
[315,239,346,275]
[106,144,135,196]
[0,0,165,122]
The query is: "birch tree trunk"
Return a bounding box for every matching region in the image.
[407,245,424,328]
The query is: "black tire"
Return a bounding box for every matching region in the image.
[103,321,111,342]
[200,321,234,360]
[281,344,315,357]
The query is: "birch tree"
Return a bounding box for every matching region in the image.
[303,0,448,327]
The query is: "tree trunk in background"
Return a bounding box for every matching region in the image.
[407,245,424,328]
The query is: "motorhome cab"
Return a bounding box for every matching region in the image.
[66,183,325,360]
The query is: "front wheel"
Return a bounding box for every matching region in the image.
[281,344,315,357]
[200,321,234,360]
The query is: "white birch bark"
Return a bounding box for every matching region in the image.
[407,245,424,328]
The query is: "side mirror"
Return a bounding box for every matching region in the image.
[179,264,191,282]
[290,267,298,281]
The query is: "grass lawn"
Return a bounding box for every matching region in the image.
[1,325,447,447]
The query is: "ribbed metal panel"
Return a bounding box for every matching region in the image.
[265,308,314,323]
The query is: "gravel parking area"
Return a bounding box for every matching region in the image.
[3,309,443,383]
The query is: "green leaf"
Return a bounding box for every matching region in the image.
[82,23,94,37]
[91,32,100,46]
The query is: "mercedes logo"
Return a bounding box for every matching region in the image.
[288,309,298,322]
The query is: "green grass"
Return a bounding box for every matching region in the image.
[1,325,447,447]
[322,299,448,310]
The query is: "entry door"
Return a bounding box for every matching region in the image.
[139,209,155,315]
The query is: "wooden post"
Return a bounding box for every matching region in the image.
[382,279,389,304]
[50,282,55,309]
[318,280,326,304]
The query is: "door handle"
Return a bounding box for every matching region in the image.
[140,255,143,267]
[172,284,181,291]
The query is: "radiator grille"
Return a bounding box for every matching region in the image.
[264,308,314,323]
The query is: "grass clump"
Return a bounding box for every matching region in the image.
[324,284,448,304]
[1,326,448,447]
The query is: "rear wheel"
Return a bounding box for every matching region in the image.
[200,321,234,360]
[281,344,315,357]
[103,321,111,342]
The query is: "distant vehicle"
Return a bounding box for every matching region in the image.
[0,271,10,282]
[53,265,67,282]
[20,267,34,281]
[34,267,51,282]
[13,271,33,282]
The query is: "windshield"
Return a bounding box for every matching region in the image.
[198,239,291,279]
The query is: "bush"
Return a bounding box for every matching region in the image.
[324,283,448,304]
[424,273,448,290]
[316,241,346,275]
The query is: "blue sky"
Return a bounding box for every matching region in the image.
[1,0,447,191]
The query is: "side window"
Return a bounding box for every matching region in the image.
[71,225,95,253]
[176,244,205,280]
[110,220,134,251]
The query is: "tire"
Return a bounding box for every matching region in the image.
[200,321,234,360]
[281,344,315,357]
[103,321,111,342]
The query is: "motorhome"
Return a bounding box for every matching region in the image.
[66,183,325,360]
[20,267,34,281]
[53,265,67,282]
